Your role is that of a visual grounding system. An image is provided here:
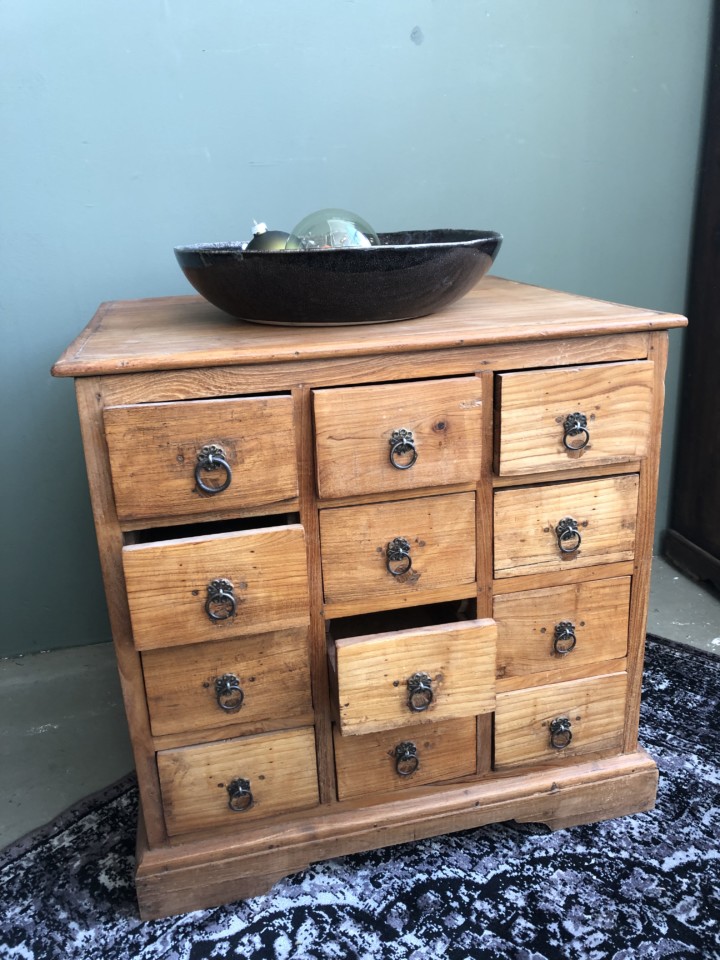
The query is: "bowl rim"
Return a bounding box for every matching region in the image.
[174,229,503,257]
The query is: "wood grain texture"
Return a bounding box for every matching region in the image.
[57,286,677,918]
[476,371,495,620]
[293,384,338,806]
[135,749,657,918]
[495,360,654,476]
[493,475,640,578]
[333,716,477,801]
[89,333,653,405]
[157,726,319,836]
[496,657,628,694]
[74,379,168,847]
[51,276,685,379]
[493,460,642,489]
[320,492,476,608]
[141,628,312,738]
[334,619,496,735]
[493,577,631,680]
[494,672,628,770]
[104,395,298,523]
[313,377,482,498]
[491,560,635,595]
[623,331,669,752]
[122,525,309,650]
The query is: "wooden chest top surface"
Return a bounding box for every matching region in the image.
[52,275,686,378]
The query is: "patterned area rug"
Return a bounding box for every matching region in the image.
[1,636,718,960]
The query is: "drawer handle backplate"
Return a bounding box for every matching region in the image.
[407,671,434,712]
[556,517,582,554]
[389,429,418,470]
[553,621,577,655]
[227,777,254,812]
[562,413,590,451]
[215,673,244,711]
[394,741,420,777]
[205,578,237,621]
[386,537,412,577]
[549,716,573,749]
[195,444,233,495]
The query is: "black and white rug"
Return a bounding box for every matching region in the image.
[1,636,718,959]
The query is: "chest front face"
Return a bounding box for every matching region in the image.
[55,277,681,918]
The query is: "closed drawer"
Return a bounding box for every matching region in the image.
[142,627,313,737]
[332,619,496,735]
[494,672,627,770]
[320,492,476,610]
[333,716,477,801]
[157,726,319,836]
[104,395,298,523]
[493,577,631,681]
[122,524,309,651]
[313,377,483,499]
[494,475,639,579]
[495,360,654,476]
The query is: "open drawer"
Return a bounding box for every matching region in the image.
[328,614,496,736]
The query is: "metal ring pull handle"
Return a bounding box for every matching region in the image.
[205,578,237,621]
[215,673,244,712]
[549,716,573,750]
[553,621,577,656]
[386,537,412,577]
[389,429,418,470]
[394,741,420,777]
[227,777,254,812]
[195,444,233,495]
[556,517,582,554]
[407,672,434,712]
[562,413,590,451]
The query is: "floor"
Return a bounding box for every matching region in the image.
[1,557,718,851]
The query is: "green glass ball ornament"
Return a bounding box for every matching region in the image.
[285,208,379,250]
[245,221,291,252]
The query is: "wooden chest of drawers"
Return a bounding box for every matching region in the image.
[53,275,686,919]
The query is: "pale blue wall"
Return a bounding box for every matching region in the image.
[0,1,711,655]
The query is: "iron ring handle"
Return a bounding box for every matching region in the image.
[394,741,420,777]
[386,537,412,577]
[556,517,582,554]
[205,578,237,622]
[562,413,590,451]
[195,444,233,495]
[549,716,573,750]
[407,672,434,712]
[215,673,244,712]
[389,429,418,470]
[553,621,577,656]
[227,778,254,812]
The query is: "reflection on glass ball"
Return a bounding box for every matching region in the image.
[286,208,379,250]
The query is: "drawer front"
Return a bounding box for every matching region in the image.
[493,577,631,680]
[313,377,483,499]
[142,627,313,737]
[495,360,654,476]
[334,619,496,735]
[122,525,309,650]
[104,395,298,523]
[494,475,639,578]
[320,492,476,608]
[333,716,477,801]
[157,726,319,836]
[494,672,627,770]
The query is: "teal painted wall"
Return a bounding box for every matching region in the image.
[0,1,711,656]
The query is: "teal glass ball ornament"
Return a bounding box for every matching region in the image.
[286,208,379,250]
